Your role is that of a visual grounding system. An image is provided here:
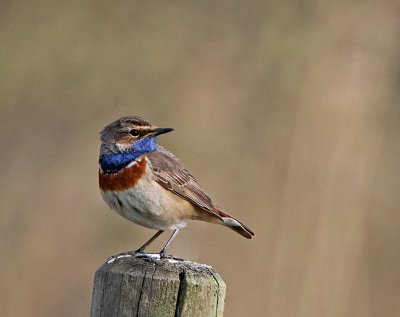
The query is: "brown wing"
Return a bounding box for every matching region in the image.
[146,146,223,220]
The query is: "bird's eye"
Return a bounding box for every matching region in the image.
[129,129,140,137]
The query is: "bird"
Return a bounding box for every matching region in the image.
[99,116,254,259]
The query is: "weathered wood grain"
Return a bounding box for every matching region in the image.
[90,255,226,317]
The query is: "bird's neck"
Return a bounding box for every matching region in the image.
[99,137,157,174]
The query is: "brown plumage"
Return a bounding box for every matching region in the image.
[99,158,147,191]
[99,116,254,257]
[147,146,255,239]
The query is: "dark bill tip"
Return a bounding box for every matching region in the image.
[153,127,174,136]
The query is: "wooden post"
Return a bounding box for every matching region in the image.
[90,255,226,317]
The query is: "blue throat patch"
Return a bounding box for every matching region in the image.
[100,137,157,174]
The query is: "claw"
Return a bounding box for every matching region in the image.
[134,252,162,260]
[106,252,134,264]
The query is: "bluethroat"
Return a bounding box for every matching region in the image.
[99,116,254,259]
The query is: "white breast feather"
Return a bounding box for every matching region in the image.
[101,160,189,230]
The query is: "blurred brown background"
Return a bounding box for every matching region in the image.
[1,1,400,316]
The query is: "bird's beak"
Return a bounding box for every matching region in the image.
[152,127,174,136]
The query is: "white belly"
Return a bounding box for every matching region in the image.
[101,174,192,230]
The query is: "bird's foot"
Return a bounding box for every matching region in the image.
[134,252,162,260]
[161,254,184,261]
[106,251,184,264]
[106,252,135,264]
[135,251,184,262]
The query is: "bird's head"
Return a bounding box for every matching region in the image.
[99,116,173,155]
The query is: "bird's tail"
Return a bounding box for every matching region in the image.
[216,208,255,239]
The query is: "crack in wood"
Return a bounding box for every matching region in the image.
[135,265,151,317]
[174,269,186,317]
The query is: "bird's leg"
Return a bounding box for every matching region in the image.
[135,230,164,253]
[159,229,179,258]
